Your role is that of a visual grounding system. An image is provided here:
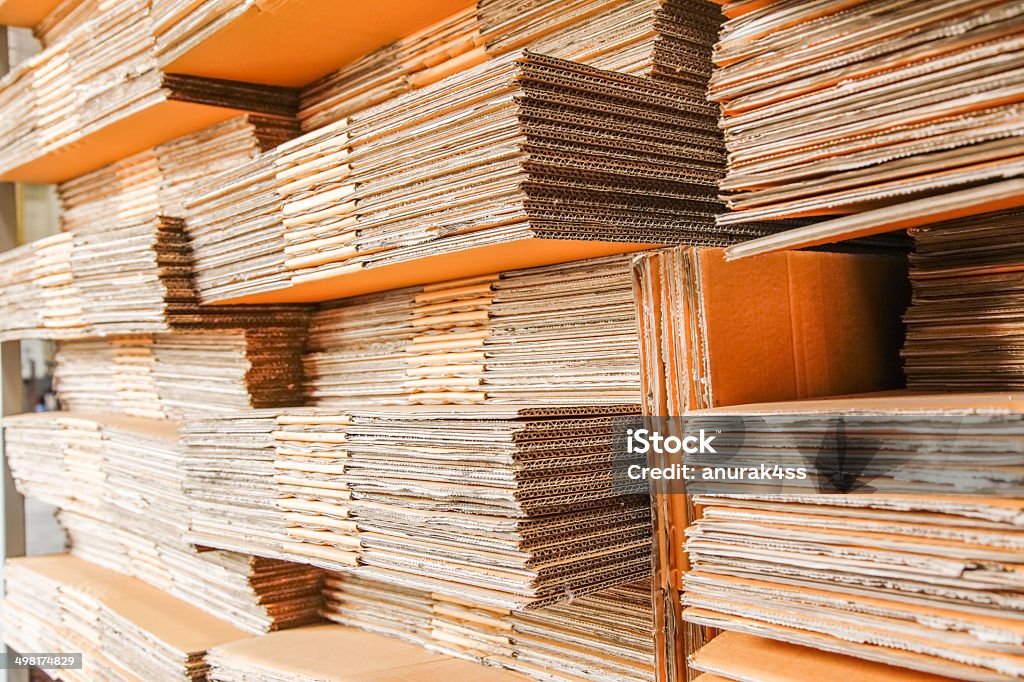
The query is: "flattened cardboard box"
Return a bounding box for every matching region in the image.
[690,631,960,682]
[58,114,297,232]
[903,208,1024,392]
[299,0,721,132]
[3,412,324,634]
[4,554,251,681]
[322,573,655,682]
[704,0,1024,257]
[304,255,642,407]
[187,51,784,304]
[205,624,528,681]
[685,482,1024,681]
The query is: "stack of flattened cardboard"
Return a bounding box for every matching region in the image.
[503,580,656,682]
[298,6,485,132]
[271,405,650,609]
[2,412,103,516]
[69,217,203,334]
[0,232,85,341]
[328,574,520,663]
[185,148,294,302]
[322,572,656,681]
[57,115,298,232]
[206,623,528,682]
[0,213,313,342]
[188,50,775,303]
[68,216,313,336]
[303,286,418,405]
[297,0,717,134]
[690,631,962,682]
[3,554,251,682]
[3,412,324,635]
[903,209,1024,391]
[282,51,744,272]
[157,114,299,214]
[181,409,310,561]
[60,509,325,635]
[478,0,720,85]
[147,328,308,417]
[0,0,297,182]
[57,149,165,233]
[0,237,46,339]
[704,0,1024,258]
[680,392,1024,496]
[304,255,641,406]
[321,573,436,645]
[52,336,167,419]
[683,489,1024,681]
[53,326,308,420]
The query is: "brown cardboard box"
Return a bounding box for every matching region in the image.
[632,246,907,679]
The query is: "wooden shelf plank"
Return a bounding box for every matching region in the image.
[0,100,253,184]
[0,0,62,28]
[215,237,662,304]
[162,0,473,87]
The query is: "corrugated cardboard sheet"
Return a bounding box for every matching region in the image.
[701,0,1024,257]
[3,412,324,634]
[3,554,251,681]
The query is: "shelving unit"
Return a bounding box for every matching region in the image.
[0,3,1018,682]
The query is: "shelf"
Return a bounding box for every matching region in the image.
[161,0,474,87]
[0,0,62,27]
[0,100,256,184]
[216,237,662,304]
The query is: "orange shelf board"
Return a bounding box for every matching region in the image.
[0,0,62,27]
[164,0,474,87]
[218,238,664,304]
[0,100,247,184]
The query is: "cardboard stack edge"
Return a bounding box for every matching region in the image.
[184,49,789,305]
[3,554,251,682]
[322,572,656,682]
[182,403,651,611]
[702,0,1024,259]
[2,411,326,635]
[297,0,720,132]
[4,556,528,682]
[0,214,314,343]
